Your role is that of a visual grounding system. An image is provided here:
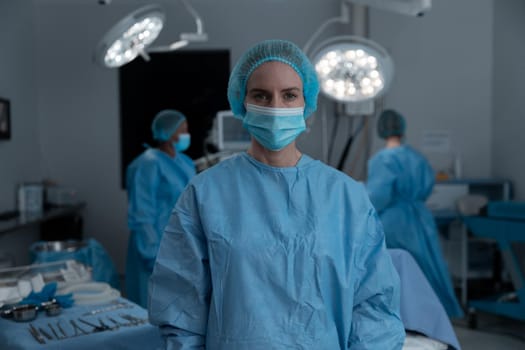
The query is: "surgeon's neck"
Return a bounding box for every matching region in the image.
[386,136,402,149]
[248,140,302,167]
[158,141,176,158]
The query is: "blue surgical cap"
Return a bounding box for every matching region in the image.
[377,109,406,139]
[227,39,320,119]
[151,110,187,142]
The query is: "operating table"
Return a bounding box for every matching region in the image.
[462,201,525,323]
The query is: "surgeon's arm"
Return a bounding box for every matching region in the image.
[149,185,210,350]
[127,163,161,269]
[348,208,405,350]
[366,157,396,212]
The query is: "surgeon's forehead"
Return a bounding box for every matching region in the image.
[177,120,188,131]
[246,61,303,91]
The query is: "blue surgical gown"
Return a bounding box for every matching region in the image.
[367,145,464,318]
[126,148,196,307]
[149,152,405,349]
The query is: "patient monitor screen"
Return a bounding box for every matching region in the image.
[222,116,250,146]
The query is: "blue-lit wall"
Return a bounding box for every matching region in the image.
[370,0,494,179]
[0,1,41,265]
[492,0,525,200]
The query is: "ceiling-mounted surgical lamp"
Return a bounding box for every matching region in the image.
[94,0,208,68]
[313,35,394,102]
[304,0,431,104]
[94,5,165,68]
[312,35,393,103]
[304,1,394,104]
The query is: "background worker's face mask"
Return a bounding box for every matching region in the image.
[243,104,306,151]
[173,133,191,153]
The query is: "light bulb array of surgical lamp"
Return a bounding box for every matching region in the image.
[99,5,165,68]
[311,36,394,103]
[94,0,207,68]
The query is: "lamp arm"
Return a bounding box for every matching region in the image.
[146,0,207,53]
[146,40,189,53]
[303,17,347,57]
[181,0,205,35]
[138,49,151,61]
[304,0,358,56]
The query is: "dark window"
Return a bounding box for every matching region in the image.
[119,50,230,188]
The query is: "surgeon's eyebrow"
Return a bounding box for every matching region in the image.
[247,88,269,94]
[281,87,302,93]
[247,87,302,94]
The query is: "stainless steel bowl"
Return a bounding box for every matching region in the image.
[10,304,39,322]
[31,240,87,253]
[44,303,62,317]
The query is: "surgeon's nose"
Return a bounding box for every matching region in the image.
[269,94,285,108]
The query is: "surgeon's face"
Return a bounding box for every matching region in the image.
[245,61,305,109]
[169,120,189,142]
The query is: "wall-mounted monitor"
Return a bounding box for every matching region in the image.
[212,110,251,151]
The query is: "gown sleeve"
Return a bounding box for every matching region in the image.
[348,207,406,349]
[148,184,210,350]
[127,160,162,269]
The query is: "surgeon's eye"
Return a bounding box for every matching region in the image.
[283,92,298,101]
[251,92,270,103]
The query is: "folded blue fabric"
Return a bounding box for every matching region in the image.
[20,282,74,308]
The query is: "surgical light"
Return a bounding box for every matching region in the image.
[311,36,394,102]
[95,5,165,68]
[95,0,208,68]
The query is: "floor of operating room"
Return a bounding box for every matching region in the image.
[452,312,525,349]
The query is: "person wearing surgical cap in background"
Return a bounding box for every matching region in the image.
[366,109,464,319]
[126,109,196,308]
[148,40,405,349]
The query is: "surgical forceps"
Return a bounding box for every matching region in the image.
[28,324,46,344]
[70,319,89,336]
[119,313,147,326]
[78,317,112,332]
[57,321,68,338]
[38,327,53,340]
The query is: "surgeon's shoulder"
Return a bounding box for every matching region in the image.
[310,159,368,193]
[127,149,161,175]
[369,147,394,164]
[178,152,194,165]
[186,153,244,187]
[175,154,242,212]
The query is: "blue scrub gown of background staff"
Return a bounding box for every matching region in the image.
[366,144,464,318]
[149,152,405,350]
[126,148,196,308]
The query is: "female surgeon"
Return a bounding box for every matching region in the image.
[366,109,464,319]
[148,40,405,349]
[126,109,196,308]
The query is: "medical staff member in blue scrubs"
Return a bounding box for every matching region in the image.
[126,109,196,308]
[366,109,464,319]
[149,40,405,349]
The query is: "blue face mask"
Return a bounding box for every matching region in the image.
[243,104,306,151]
[173,134,191,153]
